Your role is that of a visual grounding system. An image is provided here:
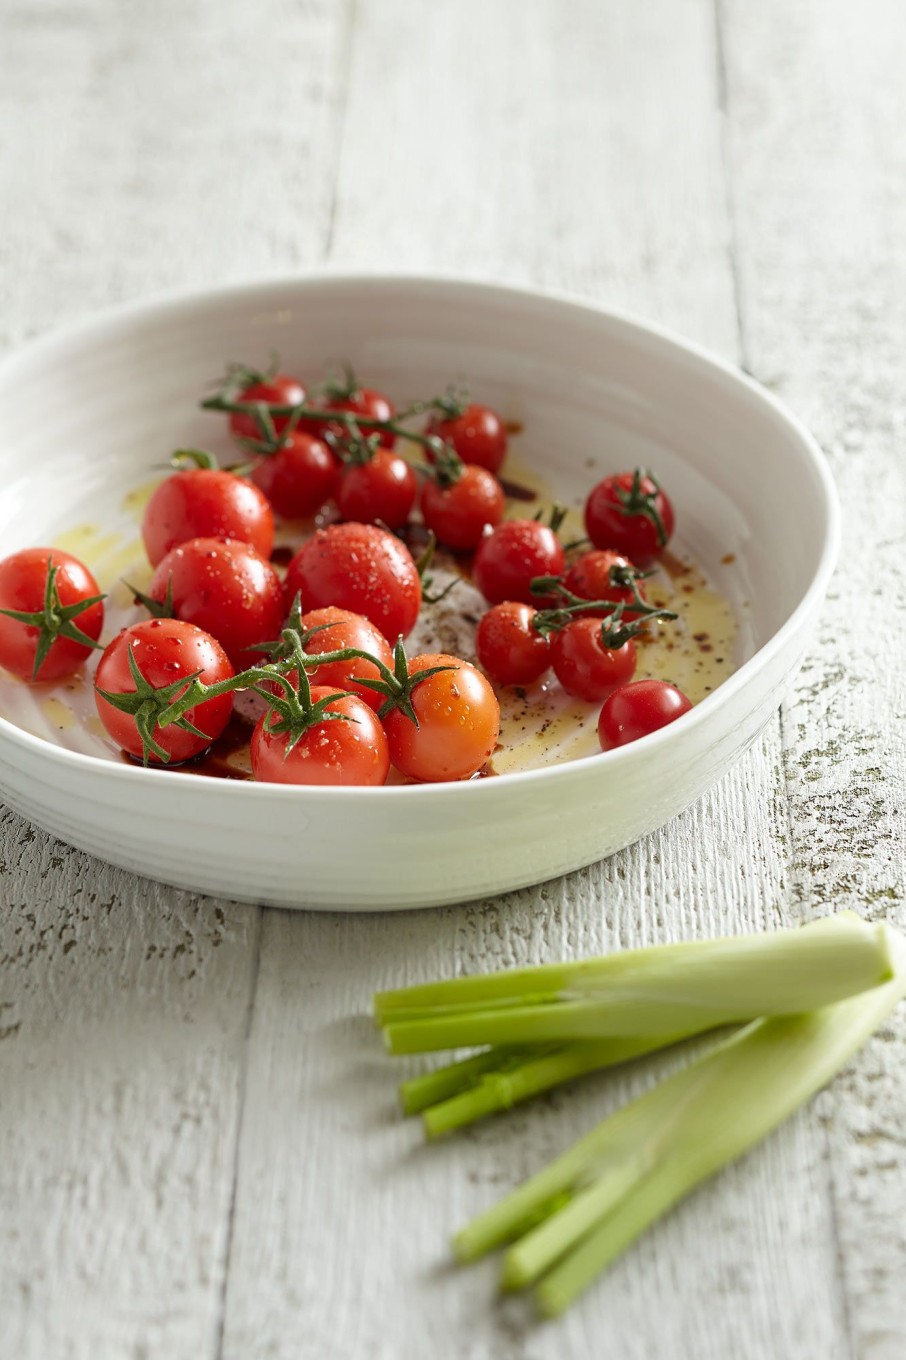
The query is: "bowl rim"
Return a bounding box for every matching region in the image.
[0,270,840,798]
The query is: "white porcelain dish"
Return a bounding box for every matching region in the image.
[0,276,838,910]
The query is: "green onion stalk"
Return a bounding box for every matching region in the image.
[448,921,906,1316]
[375,914,893,1053]
[403,1035,695,1139]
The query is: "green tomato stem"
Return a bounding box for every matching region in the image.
[202,393,456,461]
[0,558,105,680]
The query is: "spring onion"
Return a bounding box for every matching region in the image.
[376,914,893,1054]
[409,1034,693,1137]
[451,923,906,1315]
[373,913,905,1317]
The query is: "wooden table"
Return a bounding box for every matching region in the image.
[2,3,904,1357]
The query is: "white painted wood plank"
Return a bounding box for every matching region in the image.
[330,0,740,346]
[0,3,351,1357]
[0,0,351,346]
[722,3,906,1356]
[221,3,847,1357]
[0,811,260,1360]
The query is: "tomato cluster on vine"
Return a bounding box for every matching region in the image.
[0,357,696,783]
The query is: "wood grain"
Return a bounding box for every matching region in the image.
[0,2,351,1357]
[0,807,260,1359]
[722,4,906,1356]
[0,0,352,345]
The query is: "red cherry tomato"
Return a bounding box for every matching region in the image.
[563,549,644,618]
[250,687,389,787]
[473,519,565,605]
[550,618,637,702]
[0,548,104,683]
[322,386,396,449]
[284,522,421,642]
[250,432,340,518]
[598,679,692,750]
[290,606,394,713]
[336,449,417,529]
[142,468,274,567]
[94,618,234,763]
[293,383,395,445]
[383,653,500,782]
[476,602,551,687]
[426,403,508,474]
[229,373,306,442]
[584,470,674,562]
[148,538,284,668]
[420,466,505,553]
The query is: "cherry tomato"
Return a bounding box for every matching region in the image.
[0,548,104,683]
[250,432,340,518]
[383,653,500,782]
[598,679,692,750]
[426,403,508,474]
[284,522,421,642]
[94,618,234,763]
[142,468,274,567]
[476,602,551,687]
[336,449,417,529]
[584,470,674,562]
[250,687,389,787]
[550,618,637,702]
[563,549,644,618]
[420,466,505,553]
[229,373,306,442]
[292,382,395,445]
[472,519,565,605]
[290,606,394,712]
[148,538,284,668]
[322,385,396,449]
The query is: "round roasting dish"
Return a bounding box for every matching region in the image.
[0,275,838,910]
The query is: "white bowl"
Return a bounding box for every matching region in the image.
[0,276,838,910]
